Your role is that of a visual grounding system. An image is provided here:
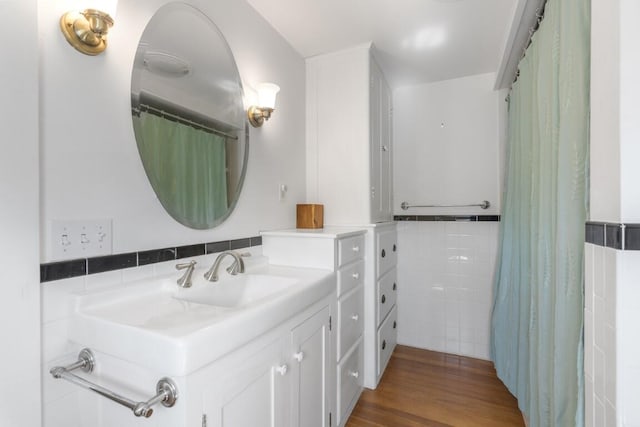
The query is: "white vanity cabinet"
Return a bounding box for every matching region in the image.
[201,302,331,427]
[262,229,366,427]
[290,306,331,427]
[362,222,398,389]
[306,43,393,225]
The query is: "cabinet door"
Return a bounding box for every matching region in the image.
[380,75,393,220]
[369,59,383,222]
[204,337,289,427]
[290,306,331,427]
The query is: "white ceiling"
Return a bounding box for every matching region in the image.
[246,0,519,89]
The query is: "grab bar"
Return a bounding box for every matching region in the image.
[400,200,491,210]
[50,348,178,418]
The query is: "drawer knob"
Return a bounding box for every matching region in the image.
[348,370,359,379]
[381,249,386,258]
[393,244,397,252]
[393,321,397,329]
[293,352,305,363]
[352,246,360,253]
[382,340,386,350]
[276,364,288,376]
[393,283,397,291]
[381,294,386,304]
[351,313,359,322]
[352,272,360,280]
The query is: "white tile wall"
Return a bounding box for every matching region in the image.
[41,247,262,426]
[396,221,499,360]
[584,243,617,427]
[617,250,640,427]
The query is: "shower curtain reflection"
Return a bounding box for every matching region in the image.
[134,112,228,229]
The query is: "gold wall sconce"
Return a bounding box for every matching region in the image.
[248,83,280,127]
[60,0,118,55]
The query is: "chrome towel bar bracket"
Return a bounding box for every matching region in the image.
[50,348,178,418]
[400,200,491,210]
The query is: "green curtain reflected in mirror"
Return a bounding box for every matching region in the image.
[134,112,228,229]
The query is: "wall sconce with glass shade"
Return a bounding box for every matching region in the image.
[247,83,280,127]
[59,0,118,55]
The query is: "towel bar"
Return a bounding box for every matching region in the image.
[400,200,491,210]
[50,348,178,418]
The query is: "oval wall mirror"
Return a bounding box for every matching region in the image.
[131,2,248,229]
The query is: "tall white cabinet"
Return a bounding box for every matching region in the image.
[305,43,397,392]
[306,43,393,225]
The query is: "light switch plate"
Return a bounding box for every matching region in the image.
[50,219,112,261]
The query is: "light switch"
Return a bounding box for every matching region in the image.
[50,219,112,261]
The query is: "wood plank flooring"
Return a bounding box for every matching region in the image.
[346,346,525,427]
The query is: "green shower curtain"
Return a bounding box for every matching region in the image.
[491,0,590,425]
[134,112,228,229]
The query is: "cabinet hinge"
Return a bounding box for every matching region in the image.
[202,414,207,427]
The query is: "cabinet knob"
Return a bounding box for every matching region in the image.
[293,352,305,363]
[352,246,360,253]
[348,370,359,379]
[382,146,388,152]
[382,340,387,350]
[393,283,397,291]
[381,249,386,258]
[352,272,360,280]
[393,244,397,252]
[276,364,288,376]
[381,294,386,304]
[393,321,397,329]
[351,313,359,322]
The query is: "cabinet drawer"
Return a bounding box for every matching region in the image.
[338,235,365,267]
[337,259,364,297]
[376,268,397,325]
[337,340,363,426]
[338,286,364,360]
[377,306,397,377]
[376,229,397,277]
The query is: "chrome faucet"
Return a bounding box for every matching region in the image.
[175,260,197,288]
[204,251,248,282]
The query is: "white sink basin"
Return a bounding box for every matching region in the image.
[173,274,298,308]
[69,264,335,376]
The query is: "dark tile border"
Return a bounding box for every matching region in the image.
[625,224,640,250]
[394,215,501,222]
[41,235,263,283]
[40,259,86,282]
[586,222,640,251]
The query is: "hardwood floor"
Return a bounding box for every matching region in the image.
[346,346,525,427]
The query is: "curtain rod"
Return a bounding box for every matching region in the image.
[132,104,239,140]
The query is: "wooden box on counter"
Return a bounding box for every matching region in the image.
[296,204,324,229]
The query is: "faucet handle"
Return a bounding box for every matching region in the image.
[176,260,197,270]
[176,260,197,288]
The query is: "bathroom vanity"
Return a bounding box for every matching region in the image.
[59,259,336,426]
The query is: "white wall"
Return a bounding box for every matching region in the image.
[587,1,640,426]
[397,221,499,359]
[394,72,502,216]
[0,0,41,426]
[40,0,306,260]
[37,0,306,425]
[393,73,505,360]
